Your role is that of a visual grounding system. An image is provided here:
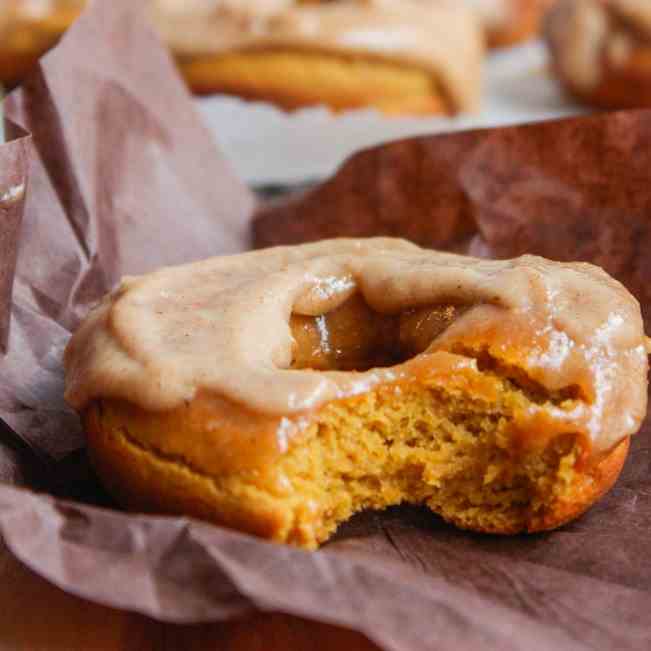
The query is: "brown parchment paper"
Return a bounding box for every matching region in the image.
[0,129,29,352]
[256,111,651,330]
[0,2,649,650]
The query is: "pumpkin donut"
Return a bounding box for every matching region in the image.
[64,239,649,549]
[150,0,483,115]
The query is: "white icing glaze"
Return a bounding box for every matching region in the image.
[64,238,649,455]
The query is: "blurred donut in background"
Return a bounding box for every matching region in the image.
[148,0,484,115]
[546,0,651,109]
[0,0,556,112]
[0,0,82,88]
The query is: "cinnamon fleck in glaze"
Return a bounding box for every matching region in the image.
[64,238,649,465]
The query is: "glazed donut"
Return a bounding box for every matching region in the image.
[64,239,649,549]
[150,0,483,115]
[546,0,651,109]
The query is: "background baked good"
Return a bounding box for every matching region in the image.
[0,1,484,116]
[150,0,484,115]
[0,0,81,88]
[546,0,651,109]
[0,0,554,115]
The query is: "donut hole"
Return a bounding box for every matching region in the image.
[290,293,464,372]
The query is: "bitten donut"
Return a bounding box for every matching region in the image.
[150,0,483,115]
[546,0,651,109]
[64,239,649,549]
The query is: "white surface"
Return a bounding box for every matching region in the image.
[196,42,587,186]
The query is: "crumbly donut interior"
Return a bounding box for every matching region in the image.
[90,368,583,549]
[271,375,582,547]
[262,294,584,546]
[86,294,590,549]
